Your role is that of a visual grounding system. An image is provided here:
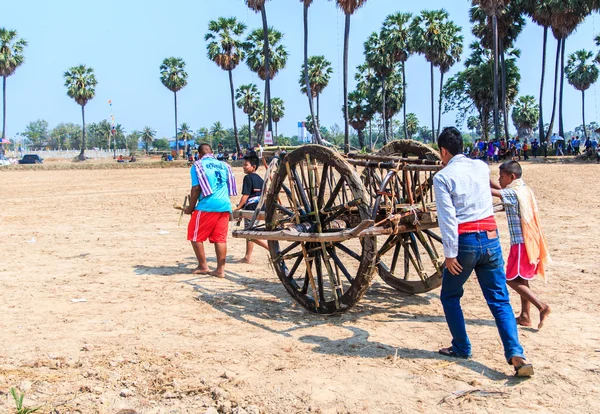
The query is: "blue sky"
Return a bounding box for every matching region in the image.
[3,0,600,139]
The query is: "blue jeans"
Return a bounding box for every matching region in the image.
[440,231,525,364]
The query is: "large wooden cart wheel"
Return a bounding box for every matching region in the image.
[264,145,377,314]
[372,140,445,294]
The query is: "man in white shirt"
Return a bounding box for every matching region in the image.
[433,127,533,377]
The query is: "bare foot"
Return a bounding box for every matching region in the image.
[538,306,551,330]
[236,258,251,264]
[209,270,225,278]
[516,314,532,327]
[192,267,210,275]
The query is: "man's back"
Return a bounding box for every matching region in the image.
[192,155,235,213]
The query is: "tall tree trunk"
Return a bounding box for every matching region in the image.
[437,71,444,138]
[482,109,489,142]
[79,105,86,160]
[500,39,510,141]
[381,76,387,144]
[260,6,273,134]
[369,119,372,150]
[248,114,252,147]
[303,4,321,145]
[228,69,241,154]
[402,61,408,140]
[430,62,435,141]
[558,37,566,138]
[492,14,500,140]
[343,13,350,153]
[357,128,364,149]
[317,93,320,123]
[174,92,179,158]
[539,26,548,142]
[546,38,562,142]
[582,90,588,140]
[2,76,6,140]
[275,122,278,139]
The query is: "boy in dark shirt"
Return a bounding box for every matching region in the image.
[234,154,268,263]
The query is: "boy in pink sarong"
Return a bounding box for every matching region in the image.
[491,161,552,330]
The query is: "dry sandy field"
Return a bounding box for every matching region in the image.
[0,161,599,413]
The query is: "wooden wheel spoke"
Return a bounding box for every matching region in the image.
[328,247,354,283]
[286,255,304,282]
[291,165,312,213]
[314,251,326,306]
[317,163,329,209]
[332,242,361,261]
[390,241,402,276]
[324,176,346,211]
[423,229,442,244]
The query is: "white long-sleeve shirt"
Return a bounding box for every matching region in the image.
[433,155,495,258]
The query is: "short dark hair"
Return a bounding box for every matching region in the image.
[243,154,260,170]
[437,127,463,156]
[499,160,522,178]
[199,143,212,154]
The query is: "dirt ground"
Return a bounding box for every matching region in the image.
[1,161,599,414]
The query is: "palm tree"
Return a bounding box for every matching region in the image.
[178,122,194,151]
[210,121,227,146]
[271,97,285,138]
[410,9,452,142]
[405,113,419,139]
[141,127,155,154]
[382,13,412,141]
[511,95,539,139]
[245,0,273,134]
[235,84,261,147]
[524,0,553,142]
[299,55,333,133]
[364,31,395,143]
[0,28,27,141]
[205,17,247,155]
[64,65,97,161]
[566,50,598,140]
[160,57,188,158]
[252,100,265,141]
[435,21,463,138]
[246,27,288,138]
[347,89,373,149]
[336,0,368,153]
[301,0,322,145]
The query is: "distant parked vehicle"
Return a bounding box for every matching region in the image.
[18,154,44,164]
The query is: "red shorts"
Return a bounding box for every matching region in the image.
[506,243,538,281]
[187,211,230,243]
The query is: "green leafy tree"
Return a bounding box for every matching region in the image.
[178,122,194,143]
[0,28,27,141]
[246,26,288,136]
[50,122,81,150]
[153,138,169,151]
[382,12,413,140]
[566,49,599,139]
[160,57,188,157]
[347,89,374,149]
[22,119,49,149]
[235,83,261,146]
[127,130,141,152]
[64,65,97,160]
[141,127,155,154]
[205,17,247,154]
[405,113,419,139]
[336,0,368,153]
[271,97,285,138]
[511,95,540,139]
[210,121,227,146]
[299,55,333,129]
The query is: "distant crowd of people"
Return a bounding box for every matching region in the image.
[466,134,599,163]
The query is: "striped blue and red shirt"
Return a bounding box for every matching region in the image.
[191,154,237,213]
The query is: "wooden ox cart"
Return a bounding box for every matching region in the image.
[232,140,446,314]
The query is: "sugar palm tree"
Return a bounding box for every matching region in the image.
[347,89,373,149]
[336,0,368,153]
[524,0,553,142]
[566,50,598,139]
[300,0,322,145]
[246,27,288,137]
[405,113,419,139]
[251,100,265,141]
[141,126,155,154]
[364,31,395,143]
[178,122,194,151]
[271,97,285,138]
[235,84,261,147]
[382,13,412,141]
[64,65,97,161]
[0,28,27,141]
[160,57,188,158]
[205,17,247,155]
[410,9,451,141]
[435,21,463,138]
[511,95,539,139]
[299,55,333,123]
[245,0,273,134]
[210,121,227,146]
